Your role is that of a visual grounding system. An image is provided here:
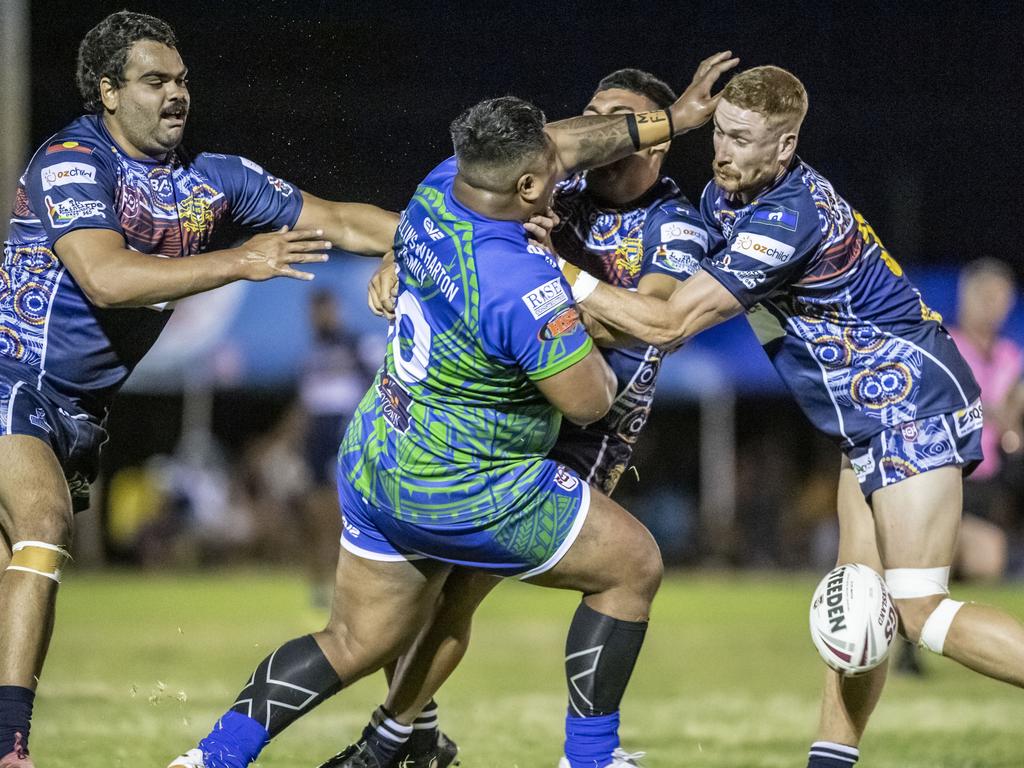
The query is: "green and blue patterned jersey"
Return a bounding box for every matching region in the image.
[340,157,593,526]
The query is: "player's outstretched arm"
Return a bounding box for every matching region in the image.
[575,270,743,349]
[545,51,739,178]
[296,193,399,256]
[534,346,617,425]
[56,226,330,309]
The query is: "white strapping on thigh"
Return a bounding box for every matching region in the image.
[884,566,950,599]
[919,598,965,655]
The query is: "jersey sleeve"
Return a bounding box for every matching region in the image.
[642,200,708,280]
[700,199,820,309]
[197,154,303,230]
[25,142,121,244]
[479,242,593,381]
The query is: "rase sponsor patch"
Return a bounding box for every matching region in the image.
[521,278,569,320]
[731,232,795,266]
[40,162,96,191]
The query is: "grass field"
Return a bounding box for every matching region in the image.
[31,570,1024,767]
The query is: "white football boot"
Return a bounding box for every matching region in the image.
[167,749,206,768]
[558,747,646,767]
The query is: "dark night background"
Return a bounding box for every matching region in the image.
[29,1,1024,271]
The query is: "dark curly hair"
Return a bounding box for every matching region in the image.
[450,96,548,191]
[76,11,178,113]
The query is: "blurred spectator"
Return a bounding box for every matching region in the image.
[949,259,1024,582]
[297,290,375,604]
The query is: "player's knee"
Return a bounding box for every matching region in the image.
[6,490,73,546]
[885,566,964,654]
[627,530,663,603]
[317,621,401,680]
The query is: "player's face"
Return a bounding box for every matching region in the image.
[105,40,190,157]
[961,273,1015,332]
[583,88,665,200]
[712,99,792,201]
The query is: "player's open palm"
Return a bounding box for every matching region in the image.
[240,225,331,281]
[670,51,741,132]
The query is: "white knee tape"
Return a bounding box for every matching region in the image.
[919,598,965,655]
[884,566,950,599]
[6,540,70,583]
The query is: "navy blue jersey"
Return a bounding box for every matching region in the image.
[2,115,302,418]
[551,175,704,491]
[699,158,979,447]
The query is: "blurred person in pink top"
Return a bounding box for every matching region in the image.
[950,259,1024,581]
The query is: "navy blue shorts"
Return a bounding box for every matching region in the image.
[0,359,107,511]
[847,399,984,497]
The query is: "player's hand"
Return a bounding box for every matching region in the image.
[524,207,559,251]
[368,252,398,320]
[238,225,330,281]
[670,51,740,133]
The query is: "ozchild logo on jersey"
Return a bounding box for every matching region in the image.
[732,232,795,267]
[40,162,96,191]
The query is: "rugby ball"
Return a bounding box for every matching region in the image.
[809,563,898,675]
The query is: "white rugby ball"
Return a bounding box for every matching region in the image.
[809,563,898,675]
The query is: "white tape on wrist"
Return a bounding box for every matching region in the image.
[571,271,599,303]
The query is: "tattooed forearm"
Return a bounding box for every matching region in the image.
[545,114,636,176]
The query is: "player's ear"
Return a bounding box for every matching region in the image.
[99,76,120,113]
[778,131,798,165]
[516,172,542,204]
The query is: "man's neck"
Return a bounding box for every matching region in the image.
[737,161,792,205]
[452,176,526,221]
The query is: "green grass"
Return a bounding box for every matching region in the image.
[33,570,1024,767]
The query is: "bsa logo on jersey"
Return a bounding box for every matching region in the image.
[267,175,293,197]
[553,465,580,492]
[731,232,795,266]
[538,306,580,340]
[40,162,96,191]
[660,221,709,250]
[521,278,569,320]
[751,205,799,231]
[652,245,700,275]
[954,400,984,437]
[44,195,106,229]
[851,449,876,483]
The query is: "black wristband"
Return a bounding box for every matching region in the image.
[625,114,641,150]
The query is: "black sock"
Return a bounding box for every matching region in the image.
[360,705,413,765]
[0,686,33,756]
[565,602,648,717]
[407,699,439,751]
[229,634,342,736]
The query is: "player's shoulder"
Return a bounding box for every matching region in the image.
[420,156,459,189]
[648,177,703,225]
[740,163,822,243]
[28,115,116,174]
[477,236,562,302]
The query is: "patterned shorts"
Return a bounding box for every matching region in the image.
[337,458,590,579]
[0,358,107,511]
[847,399,984,497]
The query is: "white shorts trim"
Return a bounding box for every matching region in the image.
[339,534,425,563]
[517,482,591,580]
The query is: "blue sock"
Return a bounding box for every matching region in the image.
[0,686,34,755]
[808,741,859,767]
[198,711,270,768]
[565,711,620,768]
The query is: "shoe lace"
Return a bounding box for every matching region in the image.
[611,747,646,766]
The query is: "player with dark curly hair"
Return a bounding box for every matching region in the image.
[0,11,398,765]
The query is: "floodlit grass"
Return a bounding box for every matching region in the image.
[33,570,1024,767]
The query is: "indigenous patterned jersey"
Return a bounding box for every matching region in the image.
[700,158,980,447]
[2,114,302,418]
[341,157,593,525]
[550,174,704,491]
